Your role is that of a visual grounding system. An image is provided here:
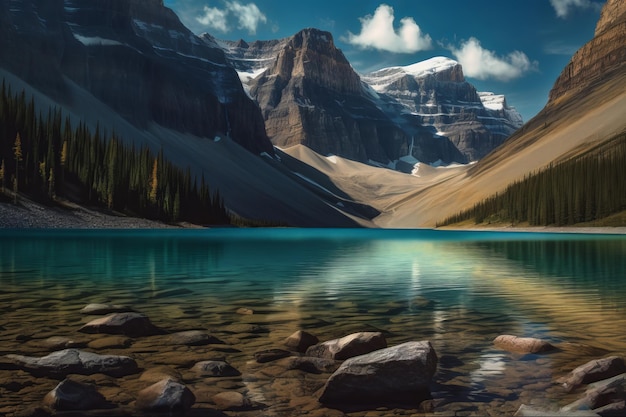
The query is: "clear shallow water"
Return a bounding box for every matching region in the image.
[1,228,626,415]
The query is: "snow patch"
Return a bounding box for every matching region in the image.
[73,34,123,47]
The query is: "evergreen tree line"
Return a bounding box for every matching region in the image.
[0,80,230,225]
[437,131,626,227]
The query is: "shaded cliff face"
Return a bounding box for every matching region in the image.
[362,58,523,162]
[0,0,273,155]
[548,0,626,103]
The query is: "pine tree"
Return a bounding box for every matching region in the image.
[13,132,22,203]
[149,157,158,204]
[0,159,4,194]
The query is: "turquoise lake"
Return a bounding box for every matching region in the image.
[1,228,625,415]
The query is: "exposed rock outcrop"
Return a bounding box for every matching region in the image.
[548,0,626,103]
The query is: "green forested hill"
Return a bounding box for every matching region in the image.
[438,131,626,227]
[0,81,230,225]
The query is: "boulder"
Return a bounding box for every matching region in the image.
[191,361,241,377]
[306,332,387,360]
[43,379,109,410]
[493,335,556,354]
[79,312,163,337]
[318,341,438,406]
[236,307,254,315]
[561,373,626,412]
[135,378,195,413]
[80,303,134,315]
[167,330,224,346]
[254,349,292,364]
[212,391,252,411]
[140,367,183,384]
[5,349,138,378]
[284,330,319,353]
[559,357,626,391]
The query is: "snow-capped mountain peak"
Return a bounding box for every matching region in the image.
[363,57,461,93]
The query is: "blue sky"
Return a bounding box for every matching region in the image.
[163,0,605,122]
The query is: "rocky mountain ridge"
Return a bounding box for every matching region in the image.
[216,29,523,167]
[548,0,626,103]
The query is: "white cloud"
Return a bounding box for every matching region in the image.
[346,4,432,53]
[196,5,229,32]
[195,1,267,35]
[227,2,267,34]
[550,0,602,18]
[449,37,536,82]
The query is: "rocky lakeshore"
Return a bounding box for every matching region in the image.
[2,296,626,417]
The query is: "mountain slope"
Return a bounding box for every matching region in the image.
[0,0,367,227]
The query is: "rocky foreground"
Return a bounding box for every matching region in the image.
[1,301,626,417]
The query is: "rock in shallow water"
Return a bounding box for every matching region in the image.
[135,378,196,413]
[80,303,135,315]
[558,356,626,391]
[167,330,225,346]
[306,331,387,360]
[79,312,164,337]
[43,379,110,410]
[319,341,438,407]
[212,391,253,411]
[284,330,319,353]
[493,335,556,354]
[4,349,138,378]
[191,360,241,377]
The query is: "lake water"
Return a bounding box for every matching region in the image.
[1,228,625,416]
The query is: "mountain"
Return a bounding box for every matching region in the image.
[0,0,272,155]
[277,0,626,228]
[361,58,523,162]
[217,29,522,169]
[0,0,367,227]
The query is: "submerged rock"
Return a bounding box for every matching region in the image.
[319,341,438,407]
[306,332,387,360]
[43,379,109,410]
[168,330,225,346]
[212,391,253,411]
[79,312,164,337]
[80,303,135,315]
[135,378,196,413]
[5,349,138,378]
[558,356,626,391]
[493,335,556,354]
[191,360,241,377]
[284,330,319,353]
[514,404,599,416]
[254,349,292,364]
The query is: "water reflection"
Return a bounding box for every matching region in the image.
[1,229,626,413]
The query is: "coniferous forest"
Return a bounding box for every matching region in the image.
[437,131,626,227]
[0,80,230,225]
